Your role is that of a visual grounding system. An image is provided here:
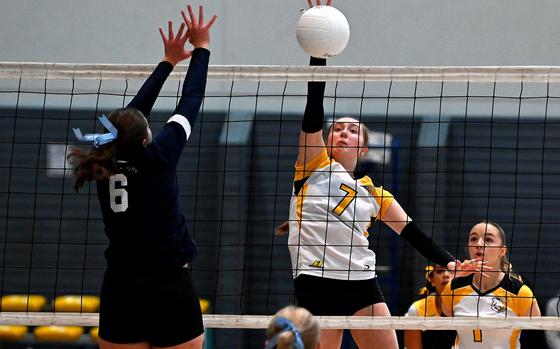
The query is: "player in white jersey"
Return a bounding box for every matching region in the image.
[285,2,486,349]
[441,221,541,349]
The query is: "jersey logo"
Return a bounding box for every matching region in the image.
[491,297,507,313]
[309,260,324,268]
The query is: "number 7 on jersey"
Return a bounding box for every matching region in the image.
[332,183,357,216]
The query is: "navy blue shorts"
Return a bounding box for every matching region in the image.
[294,274,385,316]
[99,267,203,347]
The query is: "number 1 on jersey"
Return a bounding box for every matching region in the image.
[332,184,357,216]
[473,329,482,342]
[109,174,128,213]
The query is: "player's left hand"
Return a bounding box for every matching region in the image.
[160,21,192,66]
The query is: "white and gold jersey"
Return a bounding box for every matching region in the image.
[406,296,457,349]
[288,150,393,280]
[406,296,441,318]
[441,274,537,349]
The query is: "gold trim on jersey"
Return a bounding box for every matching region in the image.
[412,295,441,318]
[294,149,331,181]
[441,275,537,349]
[289,147,396,280]
[357,176,394,220]
[296,182,309,230]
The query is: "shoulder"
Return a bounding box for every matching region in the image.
[295,149,331,174]
[500,275,531,296]
[406,298,425,316]
[450,274,474,291]
[163,118,190,139]
[358,176,394,198]
[358,175,374,187]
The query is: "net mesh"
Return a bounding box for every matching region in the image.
[0,63,559,342]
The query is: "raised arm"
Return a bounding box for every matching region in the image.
[298,57,327,165]
[127,21,192,118]
[169,4,217,138]
[150,4,216,169]
[297,0,331,165]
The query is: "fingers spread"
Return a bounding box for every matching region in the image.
[168,21,174,41]
[159,27,168,43]
[206,15,217,29]
[199,5,204,25]
[188,4,197,26]
[181,10,192,27]
[176,22,186,41]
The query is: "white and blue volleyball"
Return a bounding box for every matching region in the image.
[296,5,350,58]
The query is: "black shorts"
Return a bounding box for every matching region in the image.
[99,268,203,347]
[294,274,385,316]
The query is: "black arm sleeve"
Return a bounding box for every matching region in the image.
[400,221,455,267]
[301,57,327,133]
[126,61,174,119]
[174,47,210,128]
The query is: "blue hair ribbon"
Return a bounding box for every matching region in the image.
[264,317,304,349]
[72,115,118,148]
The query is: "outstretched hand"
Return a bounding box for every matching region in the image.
[181,4,217,49]
[447,258,492,278]
[159,21,192,67]
[307,0,332,7]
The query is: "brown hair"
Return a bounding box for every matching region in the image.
[326,117,370,148]
[266,306,320,349]
[68,108,148,191]
[477,220,522,282]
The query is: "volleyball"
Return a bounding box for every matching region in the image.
[296,5,350,58]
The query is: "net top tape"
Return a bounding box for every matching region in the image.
[0,313,558,330]
[2,62,560,82]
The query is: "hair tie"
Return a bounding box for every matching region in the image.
[264,317,304,349]
[424,265,434,281]
[73,115,118,149]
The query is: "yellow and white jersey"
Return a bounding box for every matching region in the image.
[441,274,537,349]
[406,296,457,349]
[406,295,441,318]
[288,149,393,280]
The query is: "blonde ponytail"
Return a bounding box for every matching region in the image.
[482,221,523,282]
[266,306,319,349]
[275,331,297,349]
[500,255,522,282]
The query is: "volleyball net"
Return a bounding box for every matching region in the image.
[0,62,559,333]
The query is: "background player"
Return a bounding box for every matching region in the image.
[441,221,541,349]
[404,265,455,349]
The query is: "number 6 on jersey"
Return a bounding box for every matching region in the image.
[109,174,128,212]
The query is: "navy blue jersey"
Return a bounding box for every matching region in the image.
[96,48,210,278]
